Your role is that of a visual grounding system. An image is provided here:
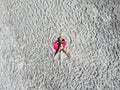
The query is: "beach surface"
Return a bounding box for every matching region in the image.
[0,0,120,90]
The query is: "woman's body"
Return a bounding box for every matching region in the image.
[53,36,70,58]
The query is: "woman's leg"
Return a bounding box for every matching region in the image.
[54,50,58,57]
[54,46,63,58]
[62,48,70,57]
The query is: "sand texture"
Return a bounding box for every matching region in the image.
[0,0,120,90]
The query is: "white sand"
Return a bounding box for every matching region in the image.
[0,0,120,90]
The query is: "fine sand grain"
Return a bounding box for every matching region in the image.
[0,0,120,90]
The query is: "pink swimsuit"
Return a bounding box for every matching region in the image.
[53,40,66,51]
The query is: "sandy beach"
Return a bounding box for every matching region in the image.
[0,0,120,90]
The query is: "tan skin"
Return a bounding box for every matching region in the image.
[54,37,70,58]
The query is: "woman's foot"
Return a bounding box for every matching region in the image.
[67,53,71,58]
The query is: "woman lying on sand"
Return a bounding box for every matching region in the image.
[52,36,70,58]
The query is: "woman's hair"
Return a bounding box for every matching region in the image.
[58,36,65,41]
[62,39,65,41]
[58,36,61,41]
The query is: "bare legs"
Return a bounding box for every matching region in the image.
[54,45,70,58]
[62,48,70,57]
